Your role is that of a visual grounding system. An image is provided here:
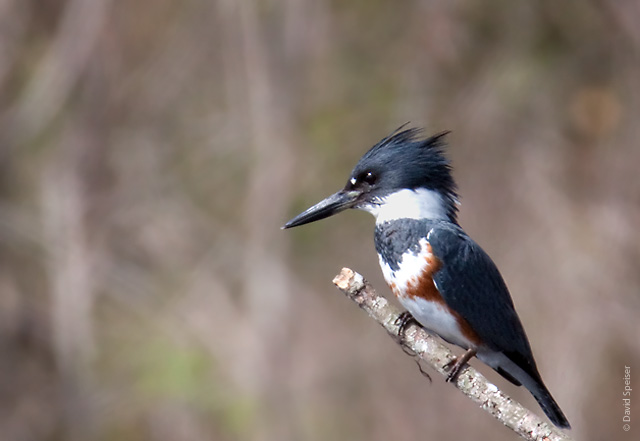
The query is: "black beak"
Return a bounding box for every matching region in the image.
[282,190,361,229]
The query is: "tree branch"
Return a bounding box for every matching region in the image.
[332,268,573,441]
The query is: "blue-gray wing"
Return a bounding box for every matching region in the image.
[427,223,541,382]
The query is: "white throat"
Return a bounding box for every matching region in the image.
[358,188,450,223]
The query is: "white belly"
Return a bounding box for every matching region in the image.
[378,238,476,349]
[398,295,475,349]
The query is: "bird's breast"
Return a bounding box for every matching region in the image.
[377,237,482,349]
[378,237,441,301]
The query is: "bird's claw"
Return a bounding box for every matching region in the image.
[443,348,477,383]
[395,311,418,339]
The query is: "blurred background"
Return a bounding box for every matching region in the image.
[1,0,639,440]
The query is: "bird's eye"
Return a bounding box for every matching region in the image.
[364,172,377,184]
[358,171,377,185]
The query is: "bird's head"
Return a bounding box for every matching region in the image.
[283,127,458,229]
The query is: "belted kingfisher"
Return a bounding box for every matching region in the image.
[283,127,570,429]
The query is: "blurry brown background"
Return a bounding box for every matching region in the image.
[1,1,639,440]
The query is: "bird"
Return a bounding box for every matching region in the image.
[282,127,571,429]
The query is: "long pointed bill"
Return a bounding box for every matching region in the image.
[283,190,361,229]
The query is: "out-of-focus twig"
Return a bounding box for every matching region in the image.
[332,268,573,441]
[14,0,110,140]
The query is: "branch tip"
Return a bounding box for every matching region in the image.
[332,268,354,289]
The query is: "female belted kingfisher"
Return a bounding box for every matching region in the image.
[283,127,571,429]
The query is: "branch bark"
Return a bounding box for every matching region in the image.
[332,268,573,441]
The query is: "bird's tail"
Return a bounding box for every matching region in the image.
[530,381,571,429]
[486,351,571,429]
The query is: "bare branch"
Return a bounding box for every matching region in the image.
[333,268,573,441]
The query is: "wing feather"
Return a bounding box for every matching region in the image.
[427,223,542,382]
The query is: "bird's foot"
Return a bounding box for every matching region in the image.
[395,311,418,339]
[444,348,476,383]
[394,312,432,382]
